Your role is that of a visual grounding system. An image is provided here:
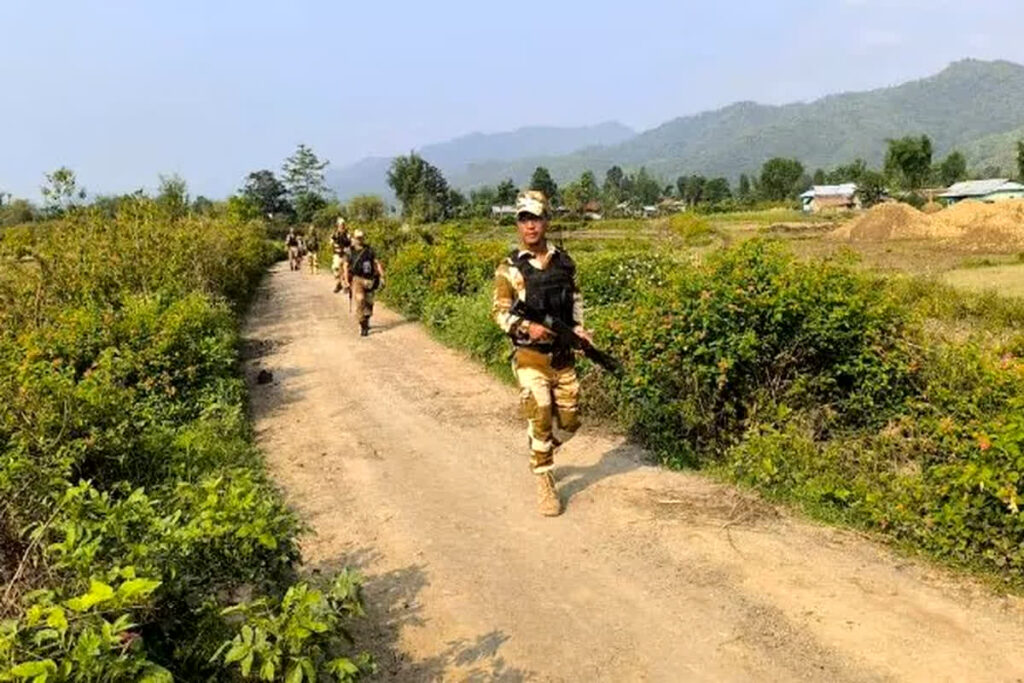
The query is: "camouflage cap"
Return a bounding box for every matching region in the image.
[516,190,549,218]
[336,216,347,226]
[352,229,366,240]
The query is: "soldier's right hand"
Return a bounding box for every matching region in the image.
[527,322,553,342]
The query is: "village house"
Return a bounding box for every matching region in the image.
[938,179,1024,205]
[800,184,860,213]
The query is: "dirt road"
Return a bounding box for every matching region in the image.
[245,263,1024,682]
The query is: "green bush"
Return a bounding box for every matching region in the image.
[378,225,1024,584]
[0,200,371,680]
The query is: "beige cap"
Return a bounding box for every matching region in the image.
[516,190,549,218]
[352,229,366,240]
[336,216,346,226]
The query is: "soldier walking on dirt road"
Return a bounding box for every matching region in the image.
[331,218,352,293]
[342,229,385,337]
[305,224,320,274]
[285,227,301,271]
[492,191,593,517]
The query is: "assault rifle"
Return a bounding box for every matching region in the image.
[510,300,622,375]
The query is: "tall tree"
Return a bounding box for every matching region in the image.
[469,185,498,218]
[737,174,752,200]
[242,170,292,218]
[41,167,86,216]
[529,167,558,204]
[1017,140,1024,181]
[938,151,968,187]
[282,144,329,221]
[631,167,662,205]
[884,135,933,189]
[704,177,732,204]
[856,169,887,208]
[347,194,386,222]
[826,158,867,184]
[156,174,189,218]
[496,179,518,205]
[812,168,826,185]
[759,158,805,201]
[387,153,453,222]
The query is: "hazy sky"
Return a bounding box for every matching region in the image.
[2,0,1022,199]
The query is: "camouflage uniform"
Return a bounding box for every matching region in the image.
[492,237,584,475]
[345,232,382,336]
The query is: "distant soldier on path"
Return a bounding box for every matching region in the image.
[285,227,301,271]
[305,224,320,274]
[342,229,385,337]
[331,218,352,293]
[492,191,592,517]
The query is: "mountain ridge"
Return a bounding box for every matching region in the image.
[329,59,1024,200]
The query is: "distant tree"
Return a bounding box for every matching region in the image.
[347,194,386,222]
[0,198,37,226]
[192,196,215,215]
[982,165,1003,179]
[1017,141,1024,181]
[282,144,330,222]
[495,178,518,205]
[578,171,600,204]
[938,151,968,187]
[856,169,887,208]
[812,168,826,185]
[242,170,292,219]
[759,157,805,201]
[737,174,752,200]
[826,159,867,184]
[884,135,933,189]
[41,166,86,216]
[156,174,189,218]
[529,167,558,204]
[387,153,453,222]
[676,175,706,206]
[469,185,498,218]
[704,177,732,204]
[562,170,602,215]
[631,167,662,205]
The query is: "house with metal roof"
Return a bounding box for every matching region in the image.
[800,183,860,213]
[938,179,1024,204]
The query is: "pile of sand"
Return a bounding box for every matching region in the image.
[933,199,1024,251]
[828,202,941,242]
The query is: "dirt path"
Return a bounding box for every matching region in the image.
[245,263,1024,682]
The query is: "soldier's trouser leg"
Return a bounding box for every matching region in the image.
[352,277,375,327]
[513,349,580,474]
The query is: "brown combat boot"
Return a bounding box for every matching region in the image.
[536,471,562,517]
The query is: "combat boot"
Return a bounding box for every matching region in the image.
[536,471,561,517]
[360,320,370,337]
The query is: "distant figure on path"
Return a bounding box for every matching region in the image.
[305,224,320,274]
[331,217,352,293]
[285,227,301,271]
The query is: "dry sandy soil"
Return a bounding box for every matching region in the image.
[244,263,1024,682]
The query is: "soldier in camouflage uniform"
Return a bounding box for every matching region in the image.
[342,229,385,337]
[492,191,592,517]
[331,218,352,293]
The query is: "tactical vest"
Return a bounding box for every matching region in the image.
[513,248,577,329]
[350,247,377,279]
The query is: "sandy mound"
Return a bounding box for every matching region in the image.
[829,202,939,241]
[934,200,1024,251]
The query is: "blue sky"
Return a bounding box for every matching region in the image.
[1,0,1021,199]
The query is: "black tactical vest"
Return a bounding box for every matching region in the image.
[513,249,577,329]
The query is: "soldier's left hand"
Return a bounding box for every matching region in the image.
[574,326,595,345]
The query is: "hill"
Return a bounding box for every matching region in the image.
[326,121,634,201]
[328,59,1024,199]
[450,59,1024,189]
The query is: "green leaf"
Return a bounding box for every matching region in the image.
[137,664,174,683]
[223,642,248,664]
[286,663,305,683]
[9,660,57,677]
[241,651,254,678]
[116,578,161,602]
[45,608,67,634]
[65,580,115,612]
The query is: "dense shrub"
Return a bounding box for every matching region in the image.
[380,226,1024,584]
[0,200,370,680]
